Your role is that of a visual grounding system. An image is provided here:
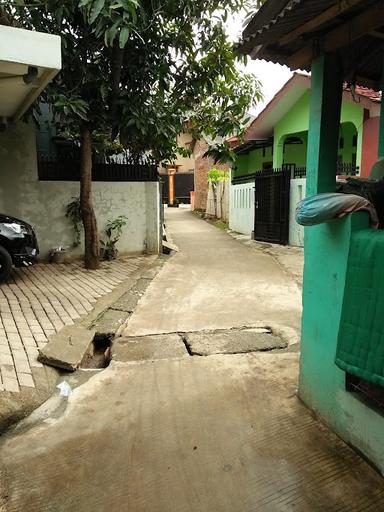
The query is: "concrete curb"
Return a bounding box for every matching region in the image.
[89,256,167,340]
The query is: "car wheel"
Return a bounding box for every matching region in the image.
[0,246,12,282]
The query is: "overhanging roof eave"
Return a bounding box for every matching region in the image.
[234,138,273,155]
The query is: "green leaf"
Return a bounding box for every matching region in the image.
[119,27,129,48]
[56,5,64,24]
[104,20,120,46]
[78,0,92,7]
[89,0,105,23]
[125,118,136,128]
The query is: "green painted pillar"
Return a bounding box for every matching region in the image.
[378,58,384,158]
[273,136,284,168]
[300,54,384,474]
[306,54,343,196]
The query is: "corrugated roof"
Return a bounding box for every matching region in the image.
[239,0,337,52]
[236,0,384,88]
[243,0,298,38]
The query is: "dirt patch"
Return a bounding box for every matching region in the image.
[206,218,229,231]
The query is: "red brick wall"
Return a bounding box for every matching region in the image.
[361,112,380,177]
[193,140,230,211]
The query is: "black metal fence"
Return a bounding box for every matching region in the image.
[336,162,359,176]
[233,162,359,183]
[293,167,307,178]
[292,163,359,178]
[232,173,257,185]
[37,153,159,182]
[253,168,291,245]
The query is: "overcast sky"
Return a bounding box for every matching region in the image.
[226,11,293,115]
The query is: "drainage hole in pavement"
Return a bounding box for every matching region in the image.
[81,335,112,369]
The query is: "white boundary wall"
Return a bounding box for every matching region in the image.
[289,178,306,247]
[229,180,254,236]
[0,122,161,259]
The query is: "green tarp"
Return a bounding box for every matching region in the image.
[335,229,384,387]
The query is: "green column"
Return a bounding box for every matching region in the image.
[300,52,384,474]
[273,136,284,168]
[306,54,343,196]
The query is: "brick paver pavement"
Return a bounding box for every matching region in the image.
[0,256,149,393]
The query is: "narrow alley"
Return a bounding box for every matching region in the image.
[124,208,302,337]
[0,209,383,512]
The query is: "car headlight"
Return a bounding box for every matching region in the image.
[3,223,23,234]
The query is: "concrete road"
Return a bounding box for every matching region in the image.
[124,208,302,337]
[1,209,383,512]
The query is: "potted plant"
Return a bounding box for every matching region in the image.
[48,245,68,263]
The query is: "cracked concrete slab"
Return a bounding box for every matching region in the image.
[38,325,96,371]
[112,334,188,362]
[92,308,132,339]
[134,277,153,293]
[90,265,164,339]
[109,290,141,313]
[185,327,287,355]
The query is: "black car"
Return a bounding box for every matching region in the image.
[0,214,39,282]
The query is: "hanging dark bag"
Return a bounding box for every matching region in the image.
[337,178,384,228]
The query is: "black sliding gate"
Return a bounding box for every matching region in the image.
[253,167,292,245]
[161,172,194,204]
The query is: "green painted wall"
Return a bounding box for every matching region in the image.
[284,143,306,166]
[233,146,273,177]
[273,90,364,169]
[274,91,310,167]
[300,215,384,473]
[340,100,364,169]
[300,55,384,474]
[234,87,365,176]
[339,122,357,165]
[283,131,307,167]
[248,145,273,171]
[235,154,249,175]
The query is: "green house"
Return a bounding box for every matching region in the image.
[233,73,381,179]
[230,73,381,246]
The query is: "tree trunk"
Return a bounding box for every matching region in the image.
[80,126,100,270]
[110,42,124,139]
[212,183,218,218]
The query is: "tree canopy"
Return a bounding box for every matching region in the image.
[5,0,261,161]
[3,0,263,268]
